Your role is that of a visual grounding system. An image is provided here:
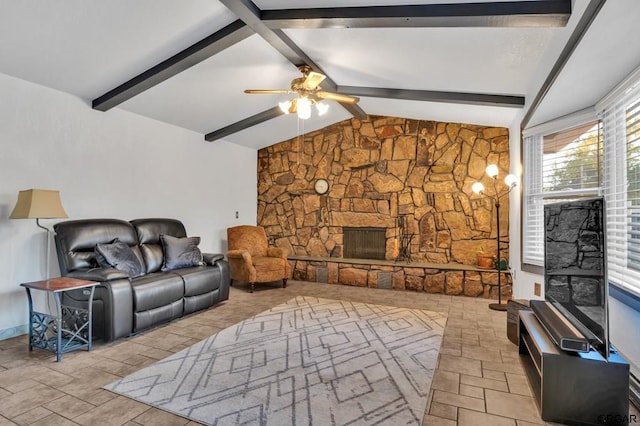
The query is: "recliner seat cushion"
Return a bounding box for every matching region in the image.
[131,273,184,313]
[171,266,221,296]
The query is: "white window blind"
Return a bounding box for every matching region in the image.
[522,122,602,267]
[600,79,640,295]
[523,135,544,265]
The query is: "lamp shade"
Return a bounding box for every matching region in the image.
[9,189,68,219]
[504,174,518,188]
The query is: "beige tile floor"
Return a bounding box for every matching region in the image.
[0,281,637,425]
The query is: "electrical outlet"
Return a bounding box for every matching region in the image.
[534,282,541,296]
[235,211,239,219]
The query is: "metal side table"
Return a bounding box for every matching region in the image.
[20,277,97,362]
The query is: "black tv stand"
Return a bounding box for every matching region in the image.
[519,310,629,425]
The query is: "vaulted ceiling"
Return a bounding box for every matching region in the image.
[1,0,639,150]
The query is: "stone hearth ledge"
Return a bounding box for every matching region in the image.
[288,255,512,299]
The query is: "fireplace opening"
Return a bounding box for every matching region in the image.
[343,227,386,260]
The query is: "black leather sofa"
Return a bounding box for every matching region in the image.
[54,218,230,342]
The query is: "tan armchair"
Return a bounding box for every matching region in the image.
[226,225,291,293]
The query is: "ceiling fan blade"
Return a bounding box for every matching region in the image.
[303,72,326,90]
[316,91,360,104]
[244,89,292,94]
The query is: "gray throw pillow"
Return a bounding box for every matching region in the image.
[95,239,145,278]
[160,234,204,271]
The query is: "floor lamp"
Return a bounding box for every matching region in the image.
[472,165,518,311]
[10,189,68,280]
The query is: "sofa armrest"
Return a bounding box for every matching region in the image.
[202,252,225,265]
[267,247,288,259]
[66,267,130,282]
[61,270,133,342]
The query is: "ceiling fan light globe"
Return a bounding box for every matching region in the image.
[279,100,292,114]
[297,97,312,120]
[316,102,329,116]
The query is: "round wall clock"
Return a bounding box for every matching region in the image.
[314,178,329,195]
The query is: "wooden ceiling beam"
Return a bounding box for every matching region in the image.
[262,1,571,29]
[205,106,284,142]
[339,86,525,108]
[92,20,253,111]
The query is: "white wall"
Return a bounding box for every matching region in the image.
[0,72,258,339]
[610,298,640,376]
[508,119,545,302]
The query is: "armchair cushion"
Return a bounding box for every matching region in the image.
[160,234,204,271]
[95,240,145,278]
[253,257,287,275]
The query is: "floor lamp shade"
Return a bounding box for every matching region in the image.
[10,189,68,280]
[9,189,68,220]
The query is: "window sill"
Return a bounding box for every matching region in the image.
[610,282,640,312]
[521,263,544,275]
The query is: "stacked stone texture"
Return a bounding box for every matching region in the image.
[257,116,511,298]
[544,200,604,306]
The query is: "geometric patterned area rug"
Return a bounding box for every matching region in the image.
[105,296,447,425]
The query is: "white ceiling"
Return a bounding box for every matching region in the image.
[0,0,639,149]
[527,0,640,127]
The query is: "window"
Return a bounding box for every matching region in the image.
[522,116,602,267]
[523,71,640,296]
[542,121,602,195]
[600,77,640,294]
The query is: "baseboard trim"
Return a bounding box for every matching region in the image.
[0,324,28,341]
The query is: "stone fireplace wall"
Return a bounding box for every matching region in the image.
[257,116,511,297]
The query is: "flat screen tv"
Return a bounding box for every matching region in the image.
[544,197,609,359]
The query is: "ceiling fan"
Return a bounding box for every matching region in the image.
[244,65,360,119]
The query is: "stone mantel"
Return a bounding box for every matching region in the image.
[288,255,512,298]
[289,255,502,273]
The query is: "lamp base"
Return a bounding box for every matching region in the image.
[489,303,508,311]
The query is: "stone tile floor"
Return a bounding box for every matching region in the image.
[0,280,637,425]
